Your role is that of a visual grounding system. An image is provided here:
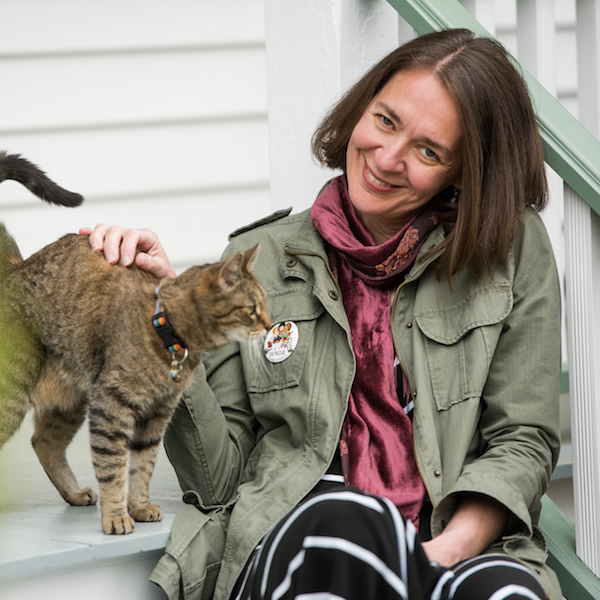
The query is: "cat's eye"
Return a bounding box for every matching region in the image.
[248,305,257,316]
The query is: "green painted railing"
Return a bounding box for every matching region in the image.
[387,0,600,218]
[387,1,600,599]
[541,496,600,600]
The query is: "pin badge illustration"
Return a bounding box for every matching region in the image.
[264,321,299,363]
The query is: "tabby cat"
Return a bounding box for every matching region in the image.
[0,152,270,534]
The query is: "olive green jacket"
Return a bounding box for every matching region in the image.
[150,206,562,600]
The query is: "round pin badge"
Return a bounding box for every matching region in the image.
[264,321,299,363]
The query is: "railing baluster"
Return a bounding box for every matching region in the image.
[564,183,600,577]
[459,0,497,33]
[517,0,558,92]
[514,0,569,370]
[569,0,600,576]
[576,0,600,137]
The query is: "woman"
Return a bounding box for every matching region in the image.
[85,29,561,600]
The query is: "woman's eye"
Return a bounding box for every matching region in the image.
[379,115,393,127]
[420,147,438,160]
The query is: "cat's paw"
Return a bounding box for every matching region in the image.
[129,503,163,523]
[102,513,135,535]
[65,487,98,506]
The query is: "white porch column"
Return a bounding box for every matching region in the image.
[264,0,407,212]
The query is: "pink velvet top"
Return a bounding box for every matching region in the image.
[311,176,440,525]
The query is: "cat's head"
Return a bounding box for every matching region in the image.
[196,244,270,350]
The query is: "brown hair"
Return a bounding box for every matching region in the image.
[311,28,547,279]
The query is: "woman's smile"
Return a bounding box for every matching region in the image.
[363,161,400,190]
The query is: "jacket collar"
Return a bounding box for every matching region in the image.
[285,208,327,256]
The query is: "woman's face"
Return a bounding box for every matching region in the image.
[346,69,464,244]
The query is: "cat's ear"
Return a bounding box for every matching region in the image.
[243,243,260,272]
[218,253,244,291]
[218,244,260,291]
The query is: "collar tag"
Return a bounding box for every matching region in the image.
[153,286,189,380]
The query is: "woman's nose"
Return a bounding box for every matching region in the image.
[374,140,407,173]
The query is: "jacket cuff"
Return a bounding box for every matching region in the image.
[431,471,533,539]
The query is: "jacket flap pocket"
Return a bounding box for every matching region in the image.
[267,289,324,323]
[246,291,323,392]
[415,283,512,345]
[159,504,227,600]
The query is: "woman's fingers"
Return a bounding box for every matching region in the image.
[79,224,176,279]
[80,223,110,253]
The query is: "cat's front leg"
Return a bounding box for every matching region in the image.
[127,442,163,523]
[89,400,136,535]
[127,410,172,523]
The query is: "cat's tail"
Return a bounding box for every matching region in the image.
[0,151,83,207]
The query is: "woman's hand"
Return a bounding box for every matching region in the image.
[421,494,508,567]
[79,224,177,280]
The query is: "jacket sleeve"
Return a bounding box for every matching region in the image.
[163,241,258,509]
[163,345,257,508]
[433,210,562,537]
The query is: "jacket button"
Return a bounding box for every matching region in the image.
[434,470,441,478]
[329,290,339,301]
[286,258,297,268]
[406,322,412,328]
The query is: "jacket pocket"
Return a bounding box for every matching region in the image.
[414,283,512,411]
[151,504,229,600]
[245,290,324,393]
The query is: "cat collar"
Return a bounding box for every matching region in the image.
[152,286,189,382]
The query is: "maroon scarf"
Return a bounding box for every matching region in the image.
[311,176,439,525]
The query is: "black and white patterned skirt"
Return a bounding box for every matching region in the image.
[230,477,547,600]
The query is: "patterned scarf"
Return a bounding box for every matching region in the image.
[311,176,440,525]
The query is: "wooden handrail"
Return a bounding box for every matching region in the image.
[541,496,600,600]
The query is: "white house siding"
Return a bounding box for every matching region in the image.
[0,0,270,273]
[0,0,587,274]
